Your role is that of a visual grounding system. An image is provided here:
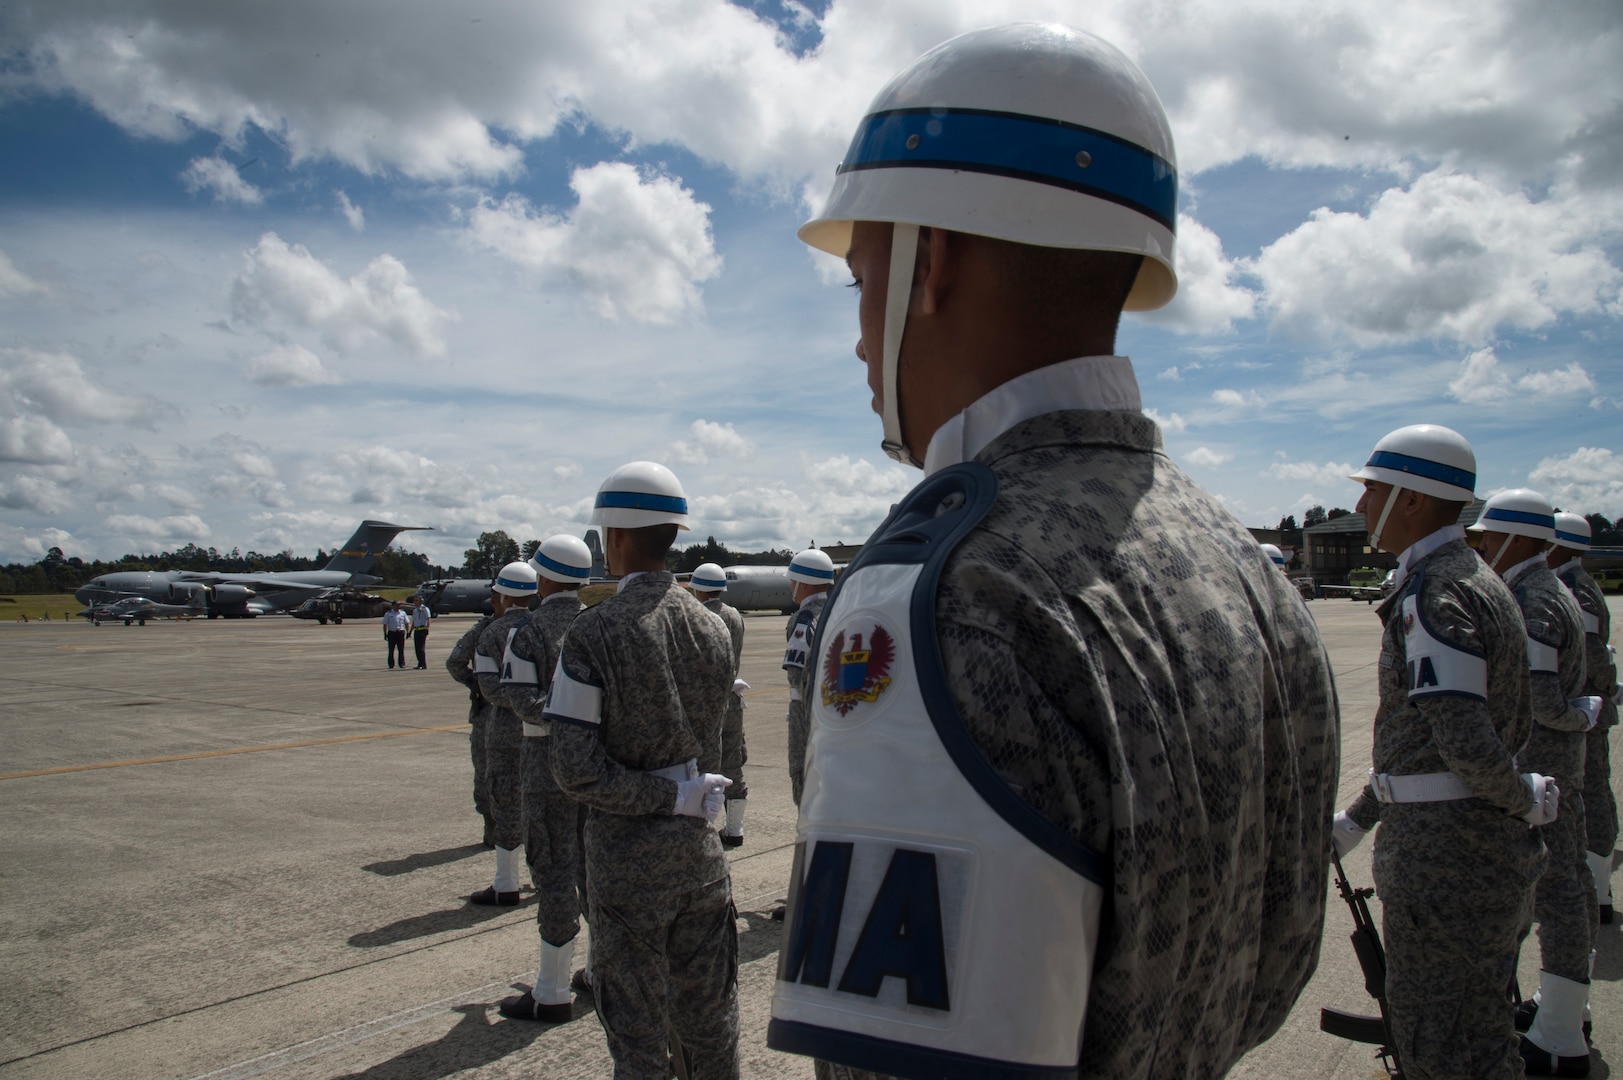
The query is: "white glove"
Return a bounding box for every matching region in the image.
[1572,696,1604,730]
[732,678,751,696]
[1331,811,1367,858]
[1521,773,1560,827]
[674,773,732,819]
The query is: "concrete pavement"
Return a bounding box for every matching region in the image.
[0,598,1617,1078]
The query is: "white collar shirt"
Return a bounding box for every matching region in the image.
[922,355,1141,477]
[1390,524,1466,594]
[541,590,577,606]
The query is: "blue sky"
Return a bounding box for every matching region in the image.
[1,0,1619,566]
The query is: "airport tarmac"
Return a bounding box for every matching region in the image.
[0,598,1618,1079]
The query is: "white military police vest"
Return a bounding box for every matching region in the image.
[768,464,1106,1080]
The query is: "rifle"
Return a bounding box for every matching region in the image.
[1319,850,1403,1077]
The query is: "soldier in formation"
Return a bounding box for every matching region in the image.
[781,547,834,807]
[545,461,739,1079]
[492,534,594,1022]
[768,24,1339,1080]
[690,562,751,848]
[469,561,539,906]
[1469,489,1599,1075]
[445,606,496,847]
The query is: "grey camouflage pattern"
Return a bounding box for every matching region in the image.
[1344,538,1543,1080]
[1508,562,1592,984]
[907,409,1338,1079]
[446,615,494,815]
[548,573,738,1078]
[704,597,749,800]
[503,595,586,725]
[1557,563,1619,861]
[782,594,826,808]
[476,609,530,851]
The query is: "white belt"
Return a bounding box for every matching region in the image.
[522,721,548,738]
[1369,768,1474,803]
[648,758,698,783]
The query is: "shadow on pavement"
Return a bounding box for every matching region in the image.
[348,901,525,948]
[736,908,784,966]
[362,844,487,877]
[331,1003,555,1080]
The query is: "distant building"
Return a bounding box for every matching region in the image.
[1246,526,1300,571]
[1301,501,1485,587]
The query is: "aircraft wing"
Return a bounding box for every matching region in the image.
[175,571,329,593]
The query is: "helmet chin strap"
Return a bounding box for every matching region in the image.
[880,223,922,468]
[1368,483,1402,552]
[1487,534,1514,574]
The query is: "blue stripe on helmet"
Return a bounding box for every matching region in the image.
[1554,528,1588,545]
[691,574,726,590]
[533,552,590,579]
[495,574,537,592]
[1483,507,1555,529]
[594,491,688,515]
[1365,450,1475,493]
[838,107,1177,231]
[791,563,836,580]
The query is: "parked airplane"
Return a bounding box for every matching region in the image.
[77,595,205,625]
[711,565,799,613]
[74,520,428,618]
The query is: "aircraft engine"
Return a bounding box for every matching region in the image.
[169,582,208,603]
[207,584,256,604]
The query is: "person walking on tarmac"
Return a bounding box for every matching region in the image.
[411,595,432,669]
[767,25,1339,1080]
[469,561,539,905]
[1333,426,1560,1080]
[382,601,408,669]
[545,461,738,1080]
[690,562,750,846]
[1470,490,1599,1075]
[782,548,833,808]
[1548,511,1620,930]
[491,534,593,1023]
[447,607,497,848]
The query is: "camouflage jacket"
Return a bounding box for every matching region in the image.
[930,409,1339,1077]
[1505,558,1588,784]
[475,607,531,723]
[1556,559,1619,729]
[1346,534,1533,830]
[783,592,828,703]
[501,593,585,725]
[547,573,735,893]
[444,614,493,689]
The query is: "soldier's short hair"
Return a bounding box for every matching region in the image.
[978,235,1142,333]
[624,524,680,562]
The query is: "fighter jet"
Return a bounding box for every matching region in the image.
[74,520,428,619]
[77,595,205,625]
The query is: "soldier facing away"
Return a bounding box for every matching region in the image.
[445,609,497,847]
[782,548,833,808]
[766,24,1340,1080]
[470,561,539,906]
[690,561,751,847]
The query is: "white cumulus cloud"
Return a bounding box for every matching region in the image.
[0,249,47,300]
[1184,446,1233,468]
[242,344,345,387]
[670,419,755,466]
[103,513,213,542]
[1140,215,1258,334]
[179,156,262,205]
[1143,407,1187,433]
[230,233,452,357]
[335,189,365,232]
[1446,347,1597,406]
[1528,447,1623,518]
[463,163,722,324]
[1264,457,1358,492]
[1211,388,1264,407]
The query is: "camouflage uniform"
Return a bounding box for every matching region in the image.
[1504,556,1592,983]
[703,596,749,802]
[1344,532,1543,1080]
[787,409,1340,1079]
[782,592,828,807]
[445,615,495,821]
[476,608,531,852]
[500,592,587,947]
[1556,559,1619,906]
[547,572,740,1080]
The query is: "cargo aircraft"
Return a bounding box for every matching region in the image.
[74,520,428,618]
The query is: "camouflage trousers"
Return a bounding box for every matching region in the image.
[1374,802,1544,1080]
[485,712,523,851]
[469,704,490,818]
[591,874,739,1080]
[1584,724,1618,860]
[1521,791,1593,982]
[720,695,748,801]
[786,699,809,807]
[521,734,585,946]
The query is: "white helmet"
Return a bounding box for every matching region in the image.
[690,562,727,593]
[1468,489,1556,543]
[788,548,836,586]
[1553,511,1592,551]
[800,23,1177,466]
[492,560,539,597]
[1349,424,1476,551]
[590,461,691,530]
[530,534,593,584]
[1259,543,1286,567]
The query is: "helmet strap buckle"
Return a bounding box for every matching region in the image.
[881,223,922,469]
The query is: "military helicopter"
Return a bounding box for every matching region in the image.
[290,587,392,625]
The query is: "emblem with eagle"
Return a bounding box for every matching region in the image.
[820,621,896,715]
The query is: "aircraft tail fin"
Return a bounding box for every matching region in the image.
[584,529,605,579]
[323,521,431,577]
